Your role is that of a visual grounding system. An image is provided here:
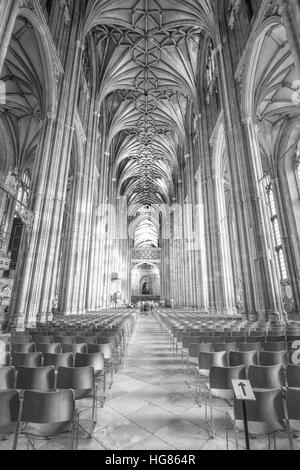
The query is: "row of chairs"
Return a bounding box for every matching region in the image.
[175,333,300,355]
[155,309,300,449]
[0,363,102,442]
[155,309,300,341]
[0,311,139,450]
[202,364,300,449]
[1,389,79,450]
[186,346,290,372]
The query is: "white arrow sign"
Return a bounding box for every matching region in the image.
[232,379,256,401]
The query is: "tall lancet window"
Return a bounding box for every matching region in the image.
[265,176,287,280]
[296,141,300,190]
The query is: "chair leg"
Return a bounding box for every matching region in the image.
[234,422,239,450]
[110,366,114,389]
[103,369,106,393]
[89,393,97,439]
[286,420,295,450]
[209,393,215,439]
[226,413,229,450]
[12,421,21,450]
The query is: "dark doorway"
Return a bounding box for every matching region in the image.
[142,281,150,295]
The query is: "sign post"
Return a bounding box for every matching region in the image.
[232,379,256,451]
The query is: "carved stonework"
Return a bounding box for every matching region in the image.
[131,248,161,262]
[4,169,18,198]
[3,170,35,246]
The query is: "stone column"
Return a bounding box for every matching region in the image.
[12,33,83,326]
[10,112,57,327]
[0,0,20,74]
[242,117,284,321]
[279,0,300,76]
[214,171,236,313]
[272,176,299,317]
[36,38,84,319]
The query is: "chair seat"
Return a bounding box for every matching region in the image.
[188,357,198,365]
[20,420,75,438]
[205,383,234,401]
[198,369,210,377]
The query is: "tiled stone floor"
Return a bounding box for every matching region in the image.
[1,315,297,450]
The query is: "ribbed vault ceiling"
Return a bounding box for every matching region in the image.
[85,0,213,219]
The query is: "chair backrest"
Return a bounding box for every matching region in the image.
[36,343,62,354]
[74,352,105,374]
[0,341,11,353]
[233,389,285,432]
[0,351,11,366]
[11,335,32,344]
[57,366,95,399]
[202,336,220,345]
[286,387,300,420]
[214,342,237,353]
[267,330,285,337]
[87,343,113,359]
[12,352,43,370]
[209,365,246,390]
[182,336,198,349]
[287,334,300,341]
[0,366,16,390]
[246,336,265,345]
[229,350,258,368]
[97,336,118,349]
[76,336,98,345]
[259,350,287,367]
[16,366,55,391]
[189,336,207,344]
[20,389,75,424]
[11,342,36,354]
[189,342,212,358]
[266,335,286,343]
[198,351,227,373]
[263,341,286,352]
[248,365,285,390]
[33,336,54,344]
[286,364,300,388]
[53,336,75,345]
[250,331,267,338]
[231,332,247,338]
[239,342,261,353]
[226,336,245,344]
[62,343,88,354]
[0,390,20,433]
[43,352,74,370]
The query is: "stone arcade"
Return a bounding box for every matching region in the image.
[0,0,299,327]
[0,0,300,452]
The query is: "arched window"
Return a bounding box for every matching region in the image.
[296,141,300,189]
[265,176,287,280]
